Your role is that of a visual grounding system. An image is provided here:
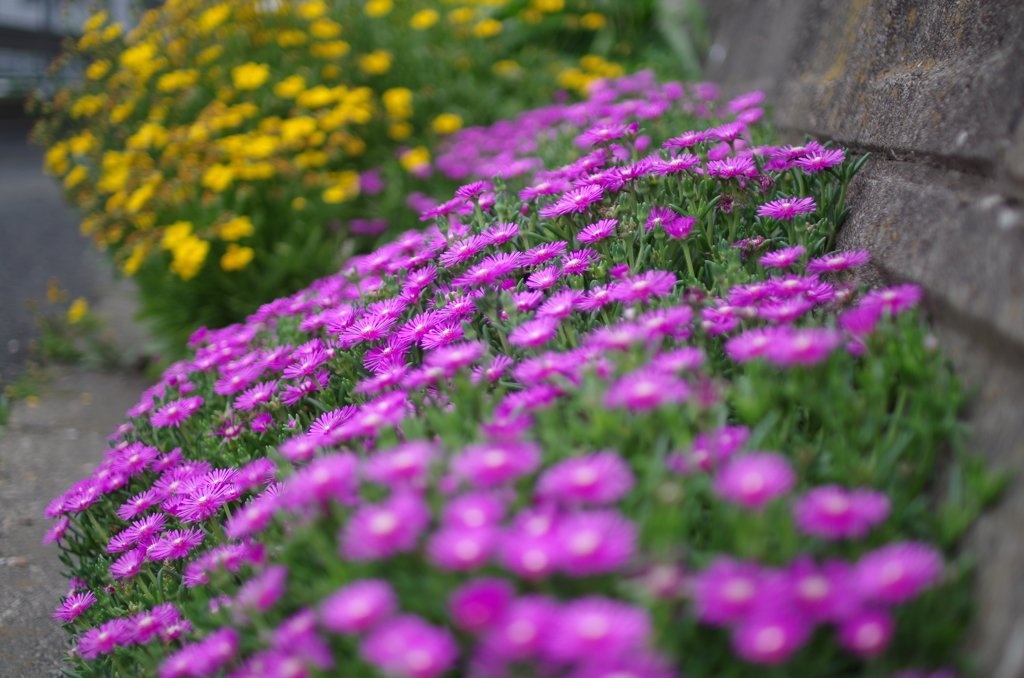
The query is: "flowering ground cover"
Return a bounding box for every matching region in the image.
[43,74,1002,678]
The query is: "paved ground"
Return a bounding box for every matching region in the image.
[0,367,149,678]
[0,117,100,384]
[0,113,153,677]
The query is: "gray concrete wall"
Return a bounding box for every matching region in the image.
[699,1,1024,674]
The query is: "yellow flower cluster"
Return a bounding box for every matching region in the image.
[37,0,627,288]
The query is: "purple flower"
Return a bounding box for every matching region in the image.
[759,245,806,269]
[664,130,708,148]
[561,249,600,276]
[539,185,604,218]
[341,492,430,561]
[110,548,146,580]
[360,615,459,678]
[764,327,843,367]
[79,618,132,658]
[235,565,288,614]
[861,284,922,315]
[483,221,518,244]
[709,156,756,178]
[442,492,506,529]
[509,318,559,348]
[150,527,205,561]
[364,441,437,489]
[795,148,846,173]
[449,578,515,634]
[283,453,360,509]
[454,253,523,288]
[526,266,561,290]
[756,197,816,220]
[478,595,557,661]
[837,608,894,657]
[605,368,690,410]
[714,453,795,510]
[578,219,617,244]
[546,597,651,663]
[427,526,498,571]
[807,249,870,273]
[732,609,812,665]
[788,557,859,623]
[321,579,397,635]
[234,380,277,411]
[556,510,636,576]
[131,603,181,644]
[150,396,204,428]
[451,440,541,488]
[576,123,628,147]
[839,304,882,337]
[522,241,568,266]
[610,270,677,303]
[652,153,700,175]
[53,590,96,622]
[691,557,762,625]
[794,485,891,540]
[537,451,635,505]
[856,542,943,604]
[499,511,560,579]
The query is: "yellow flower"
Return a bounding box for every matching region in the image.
[44,142,69,176]
[280,116,318,143]
[135,212,156,231]
[382,87,413,117]
[86,60,111,80]
[432,113,463,134]
[68,131,97,155]
[364,0,393,17]
[531,0,564,11]
[47,277,65,304]
[198,4,231,33]
[309,18,343,39]
[580,12,607,30]
[110,101,134,123]
[387,122,412,140]
[231,62,270,90]
[472,18,503,38]
[63,165,89,189]
[345,137,367,156]
[196,45,223,65]
[67,298,88,324]
[170,236,209,280]
[322,170,361,203]
[126,182,157,213]
[220,243,255,271]
[448,8,476,24]
[157,69,199,93]
[161,221,193,250]
[202,164,234,192]
[120,42,157,70]
[101,23,122,41]
[298,0,328,19]
[399,146,430,173]
[410,9,439,30]
[277,30,308,47]
[274,75,306,98]
[122,242,150,275]
[292,197,307,210]
[71,94,106,118]
[79,216,100,236]
[218,215,254,240]
[83,11,107,32]
[492,59,520,76]
[321,64,342,80]
[297,85,336,109]
[243,135,277,159]
[309,40,350,59]
[359,50,393,75]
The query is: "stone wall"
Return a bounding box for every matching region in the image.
[697,0,1024,674]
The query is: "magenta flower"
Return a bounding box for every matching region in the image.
[234,380,277,411]
[795,148,846,173]
[794,485,891,540]
[321,579,397,635]
[714,453,795,510]
[451,440,541,488]
[578,219,617,244]
[764,327,843,367]
[478,595,557,661]
[454,253,523,288]
[709,156,756,178]
[439,235,489,268]
[807,249,870,273]
[116,489,160,521]
[42,516,70,545]
[837,608,894,657]
[449,578,514,634]
[150,527,205,561]
[53,590,97,622]
[364,442,437,489]
[788,557,859,623]
[427,526,498,571]
[861,284,922,315]
[732,609,812,665]
[576,123,628,147]
[483,221,518,244]
[283,453,360,509]
[522,241,568,266]
[561,249,600,276]
[526,266,561,290]
[839,304,882,337]
[131,603,181,644]
[756,197,816,220]
[235,565,288,614]
[509,318,559,348]
[539,185,604,218]
[759,245,806,269]
[691,557,762,625]
[546,597,651,663]
[856,542,943,604]
[605,368,690,410]
[442,492,506,529]
[556,510,636,576]
[664,130,708,148]
[341,492,430,561]
[110,548,146,580]
[78,618,131,658]
[537,451,635,505]
[652,153,700,175]
[360,615,459,678]
[610,270,677,303]
[150,396,204,428]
